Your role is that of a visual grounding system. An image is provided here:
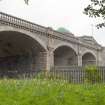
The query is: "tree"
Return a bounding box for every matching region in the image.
[24,0,29,5]
[84,0,105,28]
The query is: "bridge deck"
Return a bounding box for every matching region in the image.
[0,12,101,50]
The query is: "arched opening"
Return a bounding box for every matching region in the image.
[54,46,77,66]
[82,52,96,66]
[0,31,47,77]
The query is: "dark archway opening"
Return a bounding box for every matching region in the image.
[82,52,96,66]
[0,31,46,77]
[54,46,77,66]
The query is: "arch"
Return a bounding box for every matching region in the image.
[0,26,47,51]
[82,50,97,59]
[54,45,78,66]
[82,52,96,66]
[53,43,78,55]
[0,28,47,77]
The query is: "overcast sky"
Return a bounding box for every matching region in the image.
[0,0,105,46]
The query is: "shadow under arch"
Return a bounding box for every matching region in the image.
[82,52,96,66]
[54,45,78,66]
[0,26,47,51]
[0,30,47,77]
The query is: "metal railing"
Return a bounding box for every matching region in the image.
[51,66,105,84]
[0,66,105,84]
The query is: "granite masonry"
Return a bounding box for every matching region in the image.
[0,12,104,72]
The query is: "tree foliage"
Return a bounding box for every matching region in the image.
[24,0,29,5]
[84,0,105,28]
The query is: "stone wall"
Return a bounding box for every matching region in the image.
[0,12,105,72]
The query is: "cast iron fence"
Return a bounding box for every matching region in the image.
[0,66,105,84]
[51,66,105,84]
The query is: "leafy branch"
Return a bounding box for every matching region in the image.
[84,0,105,28]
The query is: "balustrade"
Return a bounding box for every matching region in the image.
[0,12,46,33]
[0,12,101,50]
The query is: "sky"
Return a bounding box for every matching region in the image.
[0,0,105,46]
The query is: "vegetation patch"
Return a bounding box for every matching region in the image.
[0,79,105,105]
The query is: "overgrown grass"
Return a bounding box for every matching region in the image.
[0,78,105,105]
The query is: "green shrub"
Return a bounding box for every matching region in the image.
[84,65,101,83]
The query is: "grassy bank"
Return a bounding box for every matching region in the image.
[0,79,105,105]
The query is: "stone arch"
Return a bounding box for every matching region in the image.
[53,43,77,54]
[82,52,96,66]
[0,26,47,51]
[0,27,48,77]
[54,45,78,66]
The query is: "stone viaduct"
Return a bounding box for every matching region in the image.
[0,12,105,72]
